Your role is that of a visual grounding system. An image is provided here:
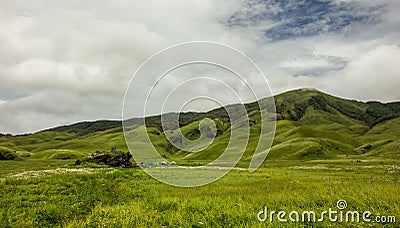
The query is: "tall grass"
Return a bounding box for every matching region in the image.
[1,159,399,227]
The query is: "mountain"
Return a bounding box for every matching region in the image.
[0,88,399,163]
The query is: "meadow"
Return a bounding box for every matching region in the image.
[1,159,399,227]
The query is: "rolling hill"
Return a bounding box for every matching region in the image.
[1,88,400,165]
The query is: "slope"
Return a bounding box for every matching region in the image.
[0,88,399,163]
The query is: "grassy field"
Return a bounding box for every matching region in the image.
[1,159,399,227]
[1,89,399,227]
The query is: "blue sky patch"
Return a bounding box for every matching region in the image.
[227,0,383,41]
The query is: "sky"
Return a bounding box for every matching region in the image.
[0,0,399,134]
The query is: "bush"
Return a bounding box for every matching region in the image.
[85,151,133,168]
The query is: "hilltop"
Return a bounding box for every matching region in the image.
[1,88,399,164]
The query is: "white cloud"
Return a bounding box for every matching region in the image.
[279,54,347,76]
[321,44,400,102]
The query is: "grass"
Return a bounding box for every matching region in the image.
[0,89,399,226]
[0,159,73,177]
[0,159,399,227]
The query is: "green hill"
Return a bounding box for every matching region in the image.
[1,88,399,164]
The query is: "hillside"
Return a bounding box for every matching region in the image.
[1,88,399,164]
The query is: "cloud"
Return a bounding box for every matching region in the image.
[321,44,400,102]
[279,54,347,76]
[0,0,245,134]
[0,0,399,134]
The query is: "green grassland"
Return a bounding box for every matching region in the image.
[0,89,399,227]
[0,160,399,227]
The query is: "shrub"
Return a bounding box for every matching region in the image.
[85,151,133,168]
